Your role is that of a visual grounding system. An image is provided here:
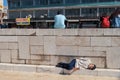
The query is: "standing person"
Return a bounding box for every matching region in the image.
[100,13,110,28]
[56,58,96,75]
[110,8,120,28]
[115,8,120,28]
[54,11,67,29]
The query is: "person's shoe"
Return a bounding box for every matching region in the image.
[56,63,63,67]
[56,64,60,67]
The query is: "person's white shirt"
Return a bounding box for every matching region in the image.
[54,14,66,29]
[75,58,92,69]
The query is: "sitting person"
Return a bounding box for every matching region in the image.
[100,13,110,28]
[54,11,67,29]
[56,58,96,75]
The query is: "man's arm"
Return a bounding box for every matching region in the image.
[68,67,79,75]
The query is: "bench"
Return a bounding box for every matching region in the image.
[79,17,100,28]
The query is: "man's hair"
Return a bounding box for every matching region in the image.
[91,64,96,70]
[87,64,96,70]
[57,11,61,14]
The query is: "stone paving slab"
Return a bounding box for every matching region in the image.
[0,70,119,80]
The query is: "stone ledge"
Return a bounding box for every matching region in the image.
[0,63,120,78]
[0,29,120,36]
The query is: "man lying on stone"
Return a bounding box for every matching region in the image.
[56,58,96,75]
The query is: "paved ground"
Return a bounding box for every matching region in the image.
[0,70,119,80]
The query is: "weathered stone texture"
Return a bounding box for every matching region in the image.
[91,37,111,47]
[30,46,44,55]
[11,50,18,59]
[107,47,120,69]
[56,37,79,46]
[0,29,120,69]
[30,36,43,45]
[18,36,30,59]
[111,37,120,46]
[56,37,90,46]
[8,43,18,50]
[0,36,17,42]
[55,29,78,36]
[36,29,55,36]
[12,59,25,64]
[0,50,11,63]
[56,46,79,56]
[13,64,36,72]
[79,29,104,36]
[44,36,56,55]
[16,29,36,35]
[0,43,8,49]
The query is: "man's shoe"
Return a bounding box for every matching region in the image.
[56,64,63,67]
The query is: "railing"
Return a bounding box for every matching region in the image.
[2,16,100,29]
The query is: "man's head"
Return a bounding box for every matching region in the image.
[57,11,61,15]
[87,64,96,70]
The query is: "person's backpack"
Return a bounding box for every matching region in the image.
[101,16,110,28]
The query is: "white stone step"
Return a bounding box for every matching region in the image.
[0,63,120,78]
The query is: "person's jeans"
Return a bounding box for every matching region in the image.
[58,59,76,70]
[115,17,120,28]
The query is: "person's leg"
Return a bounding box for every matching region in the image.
[67,59,76,70]
[115,17,119,28]
[56,59,76,70]
[56,62,69,69]
[118,18,120,27]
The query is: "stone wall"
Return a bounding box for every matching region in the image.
[0,29,120,69]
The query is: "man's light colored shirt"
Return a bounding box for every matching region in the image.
[54,14,66,29]
[75,58,92,69]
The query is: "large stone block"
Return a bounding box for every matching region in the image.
[16,29,36,35]
[0,29,16,35]
[93,47,109,52]
[56,37,90,46]
[11,50,18,59]
[104,29,114,36]
[0,63,14,71]
[12,58,25,64]
[0,50,11,63]
[0,43,8,49]
[78,37,91,46]
[104,29,120,36]
[97,69,120,78]
[79,29,104,36]
[30,55,41,60]
[36,29,55,36]
[36,65,52,73]
[30,36,43,45]
[111,37,120,46]
[56,36,79,46]
[56,46,79,56]
[107,47,120,69]
[73,69,98,76]
[91,37,111,47]
[91,58,106,68]
[8,43,18,50]
[26,60,41,65]
[13,64,37,72]
[18,36,30,59]
[78,47,106,57]
[44,36,56,55]
[38,60,51,65]
[37,65,62,74]
[50,56,59,65]
[55,29,78,36]
[0,36,17,42]
[30,46,44,55]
